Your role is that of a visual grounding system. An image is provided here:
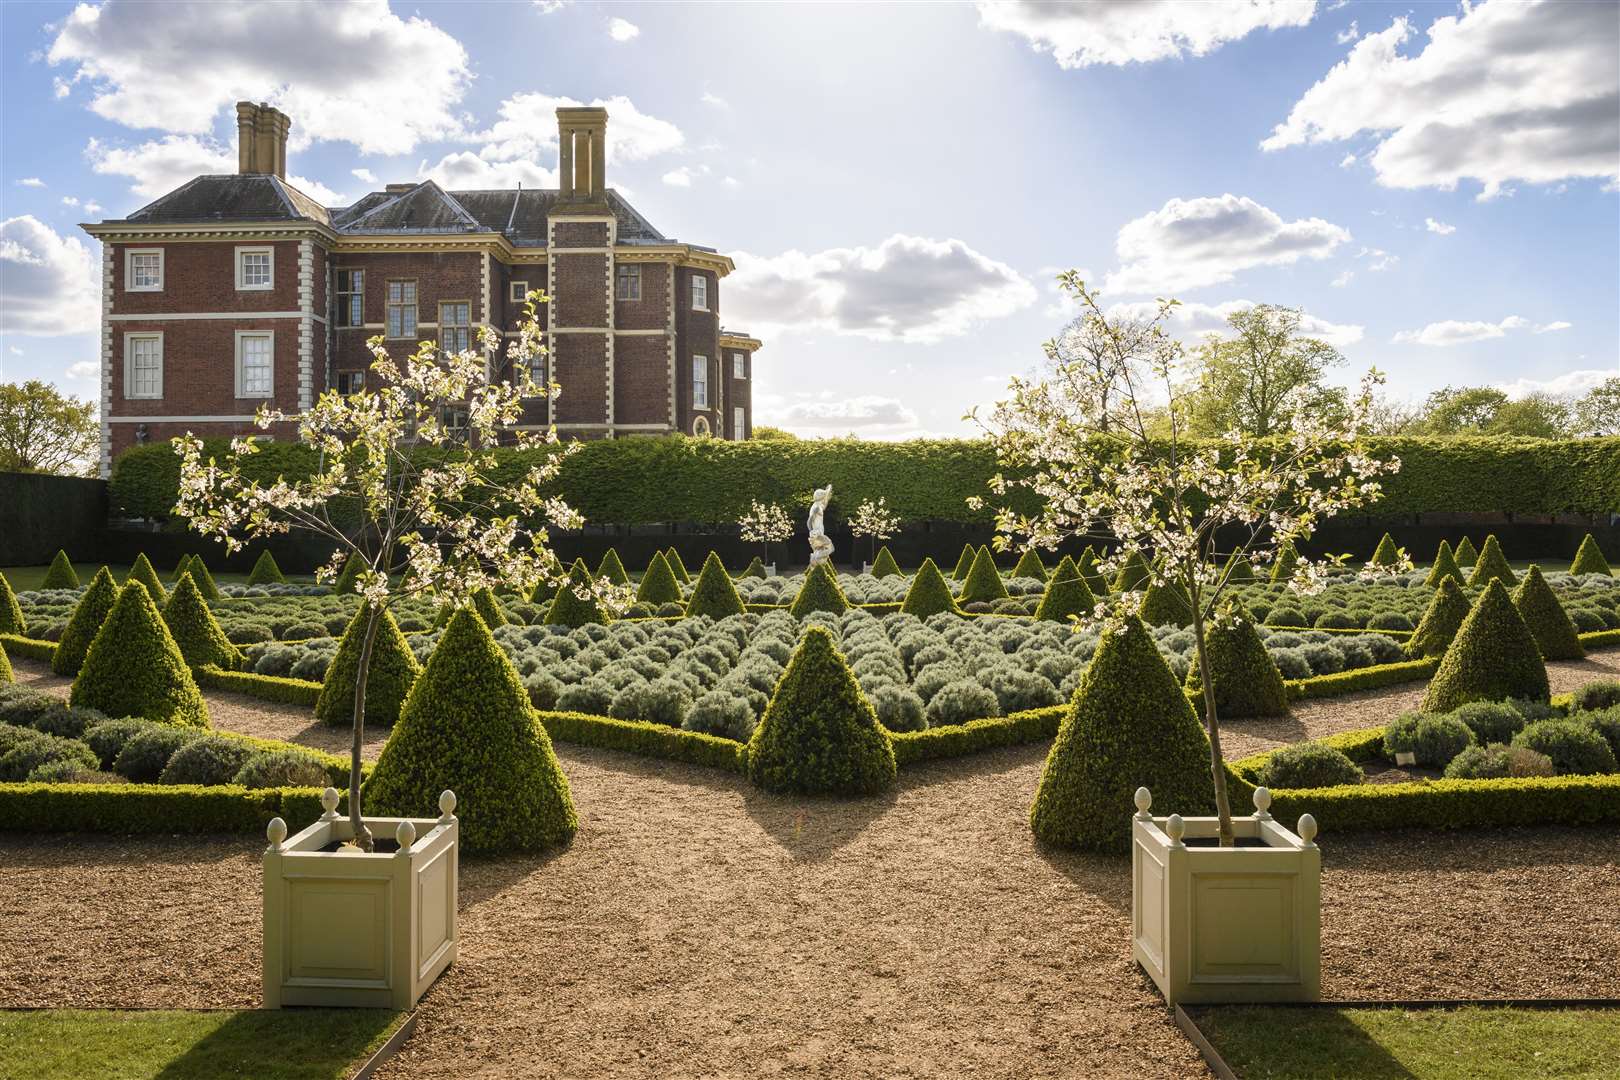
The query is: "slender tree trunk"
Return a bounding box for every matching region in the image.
[349,604,382,852]
[1191,604,1235,847]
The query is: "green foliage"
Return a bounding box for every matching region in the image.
[546,560,609,626]
[366,609,578,852]
[472,587,507,628]
[1511,565,1584,661]
[664,547,691,584]
[126,553,167,604]
[960,546,1009,603]
[0,783,294,834]
[1570,534,1612,576]
[0,640,10,685]
[1443,743,1554,780]
[1029,616,1214,852]
[1424,540,1464,587]
[1448,701,1527,745]
[314,606,421,729]
[636,552,682,605]
[597,548,631,587]
[0,574,23,635]
[1033,572,1094,624]
[41,551,79,590]
[528,574,557,605]
[169,554,195,582]
[1454,536,1478,566]
[1424,580,1550,712]
[738,556,767,580]
[1113,549,1151,592]
[1512,719,1618,776]
[70,581,208,728]
[333,553,364,594]
[789,561,850,618]
[746,625,896,795]
[899,558,958,618]
[114,725,204,782]
[685,552,746,618]
[539,710,747,773]
[159,735,256,785]
[1050,554,1079,583]
[1224,552,1257,585]
[1572,680,1620,713]
[194,665,322,707]
[235,747,333,789]
[246,550,286,586]
[1370,533,1401,566]
[51,566,118,676]
[1138,578,1193,626]
[1011,548,1047,582]
[1406,577,1473,659]
[186,558,220,601]
[1076,547,1108,596]
[1270,542,1299,583]
[889,706,1064,766]
[1468,534,1516,588]
[1185,607,1289,718]
[1257,741,1362,789]
[1383,712,1474,767]
[161,573,241,670]
[871,546,902,578]
[950,544,975,581]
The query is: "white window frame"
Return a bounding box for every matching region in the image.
[690,274,708,311]
[732,351,746,379]
[234,330,276,399]
[692,354,709,409]
[734,406,746,437]
[386,279,418,339]
[123,332,163,400]
[692,415,711,437]
[509,280,529,303]
[125,248,164,292]
[235,245,275,291]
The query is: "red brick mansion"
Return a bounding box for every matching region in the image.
[82,102,763,475]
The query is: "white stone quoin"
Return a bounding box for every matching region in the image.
[1131,786,1321,1006]
[262,788,460,1009]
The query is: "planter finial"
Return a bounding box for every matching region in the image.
[395,820,417,852]
[1165,814,1185,846]
[1252,786,1272,820]
[320,787,341,821]
[1298,814,1318,847]
[438,789,458,823]
[1133,787,1152,817]
[266,816,287,852]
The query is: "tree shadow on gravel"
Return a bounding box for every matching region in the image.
[1322,824,1617,873]
[739,785,898,863]
[892,740,1052,791]
[1219,711,1311,748]
[459,845,573,912]
[1033,841,1133,918]
[0,832,254,870]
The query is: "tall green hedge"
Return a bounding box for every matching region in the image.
[247,550,286,586]
[1455,536,1478,567]
[1469,534,1516,588]
[597,548,631,587]
[789,561,850,618]
[547,560,609,626]
[1407,577,1471,659]
[1424,540,1464,587]
[1012,549,1047,582]
[1184,606,1289,719]
[871,546,902,578]
[636,552,682,606]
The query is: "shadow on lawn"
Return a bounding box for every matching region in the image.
[1192,1005,1418,1079]
[150,1007,401,1080]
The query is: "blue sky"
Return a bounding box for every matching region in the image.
[3,0,1616,437]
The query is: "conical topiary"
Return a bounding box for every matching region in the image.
[871,546,902,578]
[1138,578,1193,626]
[1512,565,1584,661]
[1184,605,1289,718]
[789,561,849,618]
[70,581,208,727]
[315,606,422,729]
[246,549,286,586]
[162,573,241,670]
[52,566,118,676]
[1033,572,1095,624]
[951,544,976,581]
[1223,552,1257,585]
[546,560,608,626]
[1113,549,1152,592]
[1423,579,1549,712]
[42,550,79,590]
[186,557,221,601]
[900,557,958,618]
[127,553,167,604]
[1270,541,1299,583]
[960,546,1009,604]
[636,551,682,606]
[1076,547,1108,596]
[1454,536,1479,568]
[473,587,507,628]
[664,548,691,585]
[1468,534,1515,588]
[333,552,364,595]
[0,573,24,635]
[0,639,11,684]
[1051,554,1080,583]
[1370,533,1401,567]
[529,573,557,606]
[738,556,768,580]
[1030,615,1214,852]
[169,554,194,582]
[365,609,577,852]
[746,625,895,795]
[1407,576,1473,659]
[1570,534,1612,577]
[1424,540,1464,588]
[1012,548,1048,582]
[685,552,745,618]
[597,548,631,587]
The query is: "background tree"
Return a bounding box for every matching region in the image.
[737,499,793,566]
[0,380,98,475]
[751,425,798,441]
[1418,386,1574,438]
[848,496,900,567]
[1183,305,1347,437]
[1572,376,1620,436]
[1044,304,1158,432]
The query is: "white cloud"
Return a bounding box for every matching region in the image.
[48,0,471,156]
[771,395,920,433]
[1495,368,1613,400]
[722,176,741,189]
[1104,193,1351,295]
[1262,2,1620,198]
[662,167,695,187]
[61,196,79,207]
[18,178,45,188]
[1108,298,1364,347]
[607,17,640,42]
[417,151,555,190]
[1331,269,1354,288]
[0,215,101,336]
[287,175,345,206]
[1534,321,1572,334]
[469,93,682,171]
[1338,153,1357,168]
[975,0,1316,68]
[1424,217,1456,235]
[1336,19,1359,44]
[728,234,1036,344]
[351,167,377,185]
[82,201,102,216]
[533,0,565,11]
[701,91,730,110]
[87,134,232,198]
[8,345,23,356]
[1392,315,1533,346]
[65,360,100,381]
[1359,247,1398,272]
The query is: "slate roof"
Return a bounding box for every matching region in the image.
[118,175,333,228]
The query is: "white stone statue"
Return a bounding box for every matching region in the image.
[807,485,834,567]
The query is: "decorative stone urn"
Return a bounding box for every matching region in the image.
[1131,786,1320,1006]
[262,788,460,1010]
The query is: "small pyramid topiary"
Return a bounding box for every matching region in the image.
[169,554,194,582]
[664,548,692,585]
[186,557,221,601]
[1406,576,1473,659]
[1076,547,1108,596]
[70,580,208,728]
[529,573,557,605]
[789,560,850,618]
[1223,552,1257,585]
[1184,605,1289,718]
[546,560,609,626]
[870,546,902,578]
[951,544,975,581]
[52,567,119,676]
[1138,578,1193,626]
[473,587,507,628]
[42,551,79,590]
[1424,540,1464,588]
[365,608,577,852]
[900,558,958,618]
[1369,533,1401,567]
[333,552,364,595]
[315,606,422,729]
[0,573,24,635]
[1113,549,1152,592]
[1051,554,1080,583]
[246,549,286,586]
[1512,565,1584,661]
[597,548,631,587]
[1030,615,1214,852]
[1468,534,1516,588]
[162,573,241,670]
[1033,572,1095,623]
[1011,548,1048,582]
[636,551,682,605]
[960,546,1009,604]
[127,553,167,604]
[0,639,11,684]
[1570,534,1612,577]
[1423,579,1549,713]
[738,556,768,580]
[1454,536,1479,568]
[1269,541,1299,583]
[746,625,895,795]
[685,552,745,618]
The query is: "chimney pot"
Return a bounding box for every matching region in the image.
[556,106,608,205]
[236,101,291,179]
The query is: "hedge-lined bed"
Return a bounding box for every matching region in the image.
[0,781,344,834]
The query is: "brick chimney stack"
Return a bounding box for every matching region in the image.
[236,101,291,179]
[556,107,608,206]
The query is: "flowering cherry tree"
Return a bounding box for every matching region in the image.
[849,496,900,565]
[173,298,628,848]
[737,499,793,566]
[971,273,1400,844]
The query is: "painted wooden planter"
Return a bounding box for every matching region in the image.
[1132,786,1320,1006]
[262,788,459,1010]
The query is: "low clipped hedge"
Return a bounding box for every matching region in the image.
[1284,658,1438,701]
[194,665,322,707]
[538,710,748,773]
[890,705,1065,766]
[0,634,56,664]
[0,783,342,834]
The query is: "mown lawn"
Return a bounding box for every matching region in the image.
[1,563,269,592]
[0,1008,405,1080]
[1194,1005,1620,1079]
